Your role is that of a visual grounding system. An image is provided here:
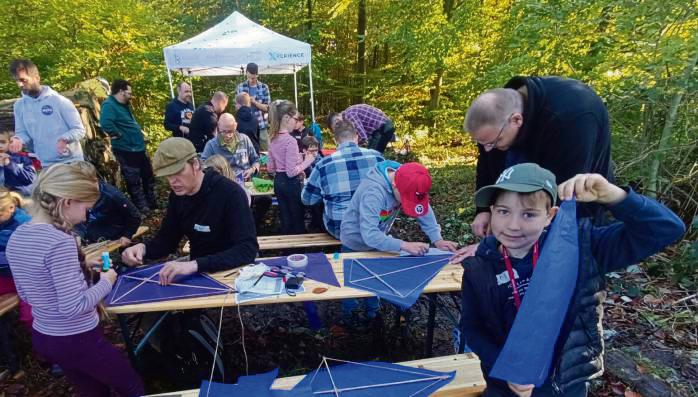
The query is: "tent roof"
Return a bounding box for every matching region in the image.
[164,11,311,76]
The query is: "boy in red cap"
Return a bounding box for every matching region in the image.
[340,160,457,255]
[339,160,458,322]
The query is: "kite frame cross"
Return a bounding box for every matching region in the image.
[309,356,452,397]
[108,264,236,306]
[347,256,450,299]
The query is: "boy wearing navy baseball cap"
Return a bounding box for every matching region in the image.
[459,163,685,396]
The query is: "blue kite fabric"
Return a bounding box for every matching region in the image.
[199,368,280,397]
[198,359,454,396]
[490,199,579,387]
[343,255,451,310]
[105,263,234,306]
[257,253,340,287]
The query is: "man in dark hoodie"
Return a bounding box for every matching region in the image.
[234,92,260,153]
[163,82,194,138]
[464,76,613,238]
[121,137,258,282]
[188,91,228,153]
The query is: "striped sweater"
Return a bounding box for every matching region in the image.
[6,223,112,336]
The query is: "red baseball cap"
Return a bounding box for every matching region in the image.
[394,162,432,217]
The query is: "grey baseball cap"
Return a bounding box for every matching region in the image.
[474,163,557,207]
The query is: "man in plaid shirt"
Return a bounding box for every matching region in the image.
[327,104,395,153]
[236,63,271,151]
[301,120,384,238]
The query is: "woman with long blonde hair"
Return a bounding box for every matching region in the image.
[267,100,317,234]
[6,162,143,396]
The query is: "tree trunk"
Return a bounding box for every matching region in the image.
[647,38,698,197]
[356,0,367,103]
[306,0,312,32]
[428,0,457,124]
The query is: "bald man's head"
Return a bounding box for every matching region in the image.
[464,88,522,134]
[218,113,237,132]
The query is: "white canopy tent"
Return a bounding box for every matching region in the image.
[163,11,315,119]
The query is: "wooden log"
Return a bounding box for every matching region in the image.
[605,349,678,397]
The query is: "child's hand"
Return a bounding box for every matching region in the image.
[0,153,10,166]
[450,242,480,263]
[8,137,22,153]
[400,241,429,256]
[100,268,118,285]
[119,237,132,247]
[434,239,458,252]
[558,173,627,205]
[508,382,534,397]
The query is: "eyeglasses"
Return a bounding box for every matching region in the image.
[292,114,303,122]
[478,114,512,150]
[218,129,235,135]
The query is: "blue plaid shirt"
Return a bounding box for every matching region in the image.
[236,81,271,130]
[301,142,384,238]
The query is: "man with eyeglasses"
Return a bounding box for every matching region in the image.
[201,113,260,180]
[463,76,613,238]
[100,79,158,214]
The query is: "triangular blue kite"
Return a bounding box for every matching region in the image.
[490,199,579,386]
[293,357,455,396]
[199,368,279,397]
[343,255,451,310]
[105,263,234,306]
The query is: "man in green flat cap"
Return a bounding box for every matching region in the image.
[122,137,258,283]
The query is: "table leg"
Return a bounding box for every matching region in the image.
[425,294,437,357]
[117,314,138,366]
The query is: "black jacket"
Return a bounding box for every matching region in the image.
[75,180,141,243]
[163,98,194,137]
[188,102,219,152]
[144,170,258,273]
[235,106,260,153]
[476,76,613,221]
[460,190,685,395]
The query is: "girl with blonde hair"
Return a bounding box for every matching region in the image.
[267,100,316,233]
[6,162,143,396]
[204,154,251,205]
[0,189,32,329]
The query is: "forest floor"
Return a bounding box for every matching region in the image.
[0,148,695,396]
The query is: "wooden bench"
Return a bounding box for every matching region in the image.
[147,353,485,396]
[257,233,340,251]
[182,233,341,255]
[0,293,19,317]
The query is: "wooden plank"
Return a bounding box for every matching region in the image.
[83,226,150,257]
[0,293,19,317]
[257,233,341,250]
[147,353,485,397]
[105,251,463,315]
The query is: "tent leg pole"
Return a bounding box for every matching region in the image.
[189,75,196,108]
[293,68,298,106]
[166,67,175,99]
[308,60,316,121]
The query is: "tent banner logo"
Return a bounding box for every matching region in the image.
[268,52,306,61]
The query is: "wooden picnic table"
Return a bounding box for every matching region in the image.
[105,251,463,315]
[147,353,485,396]
[107,251,464,365]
